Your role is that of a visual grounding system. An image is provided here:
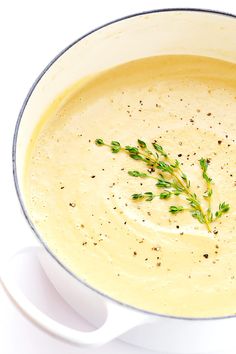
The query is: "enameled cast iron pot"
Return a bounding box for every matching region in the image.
[2,9,236,354]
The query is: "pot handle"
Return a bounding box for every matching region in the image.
[0,247,150,347]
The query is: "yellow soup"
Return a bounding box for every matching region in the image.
[24,55,236,317]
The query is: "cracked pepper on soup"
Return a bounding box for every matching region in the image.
[24,55,236,317]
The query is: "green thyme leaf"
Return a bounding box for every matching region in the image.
[169,206,184,214]
[157,161,173,173]
[171,160,180,168]
[172,188,182,196]
[111,141,120,147]
[137,139,147,149]
[172,182,184,192]
[215,202,230,218]
[111,141,121,153]
[199,158,208,173]
[160,191,172,199]
[200,158,212,182]
[152,142,167,157]
[128,171,148,178]
[203,189,213,198]
[111,146,120,153]
[132,193,143,200]
[156,177,172,188]
[191,210,205,224]
[203,172,212,183]
[130,154,143,160]
[125,146,139,153]
[220,202,230,212]
[181,173,191,188]
[144,192,155,201]
[95,138,104,146]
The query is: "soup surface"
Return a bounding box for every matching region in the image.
[24,55,236,317]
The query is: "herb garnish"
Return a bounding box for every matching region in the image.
[95,138,230,232]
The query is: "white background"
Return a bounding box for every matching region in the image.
[0,1,236,353]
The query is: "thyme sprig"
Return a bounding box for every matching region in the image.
[200,158,213,221]
[95,138,230,232]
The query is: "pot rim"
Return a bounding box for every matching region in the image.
[13,7,236,322]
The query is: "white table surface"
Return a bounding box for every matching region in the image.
[0,1,235,353]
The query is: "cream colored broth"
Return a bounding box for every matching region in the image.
[24,56,236,317]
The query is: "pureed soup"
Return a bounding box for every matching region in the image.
[24,55,236,317]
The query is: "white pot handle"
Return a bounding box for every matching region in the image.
[0,247,150,347]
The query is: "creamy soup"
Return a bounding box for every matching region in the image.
[24,55,236,317]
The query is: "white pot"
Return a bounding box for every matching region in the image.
[1,9,236,354]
